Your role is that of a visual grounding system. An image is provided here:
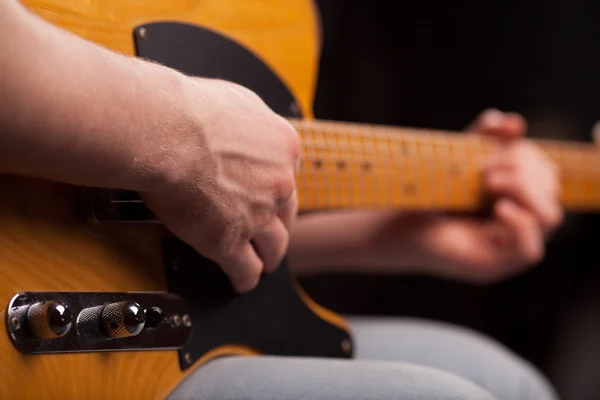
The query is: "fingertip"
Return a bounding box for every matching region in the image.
[232,274,261,294]
[253,218,290,274]
[475,109,527,139]
[592,121,600,145]
[226,242,263,294]
[502,112,528,137]
[466,108,503,132]
[480,108,504,129]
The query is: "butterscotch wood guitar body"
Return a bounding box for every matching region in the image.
[0,1,353,399]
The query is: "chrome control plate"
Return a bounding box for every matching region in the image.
[6,292,191,354]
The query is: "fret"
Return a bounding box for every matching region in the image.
[292,119,600,211]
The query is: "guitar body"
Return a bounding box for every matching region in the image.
[0,1,353,399]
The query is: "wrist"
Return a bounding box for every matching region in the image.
[118,63,207,194]
[357,212,450,273]
[288,210,456,277]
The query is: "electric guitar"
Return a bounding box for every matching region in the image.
[3,0,600,399]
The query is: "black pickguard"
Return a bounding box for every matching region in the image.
[131,22,352,370]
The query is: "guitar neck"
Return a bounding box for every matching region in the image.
[292,119,600,212]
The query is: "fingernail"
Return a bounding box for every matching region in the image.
[484,108,504,128]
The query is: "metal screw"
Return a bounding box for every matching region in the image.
[10,316,20,330]
[139,27,147,39]
[184,352,193,365]
[341,339,351,354]
[171,314,182,327]
[290,102,300,116]
[182,314,192,327]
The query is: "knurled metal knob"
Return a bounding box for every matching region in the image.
[77,301,146,343]
[26,301,72,339]
[100,301,146,339]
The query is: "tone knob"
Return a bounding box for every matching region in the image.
[26,301,72,339]
[100,301,146,339]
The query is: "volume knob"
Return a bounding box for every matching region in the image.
[26,301,72,339]
[100,301,146,339]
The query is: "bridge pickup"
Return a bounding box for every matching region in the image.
[76,187,158,223]
[6,291,191,354]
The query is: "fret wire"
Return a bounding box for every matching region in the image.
[293,120,597,152]
[289,118,600,211]
[298,147,600,176]
[300,140,600,169]
[296,181,600,208]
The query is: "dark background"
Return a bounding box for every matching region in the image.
[302,1,600,398]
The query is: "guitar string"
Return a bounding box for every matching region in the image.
[291,120,600,168]
[295,122,600,208]
[289,118,600,152]
[296,133,600,208]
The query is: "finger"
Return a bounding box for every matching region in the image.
[466,108,527,139]
[593,121,600,145]
[465,108,504,132]
[220,242,264,294]
[493,198,544,265]
[485,169,563,234]
[251,217,289,274]
[277,189,298,231]
[503,112,528,137]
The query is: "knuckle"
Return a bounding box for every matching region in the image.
[251,206,276,229]
[514,169,529,189]
[280,118,302,160]
[272,173,297,204]
[520,213,538,232]
[215,233,237,262]
[216,221,251,260]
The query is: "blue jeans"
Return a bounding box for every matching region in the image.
[168,317,559,399]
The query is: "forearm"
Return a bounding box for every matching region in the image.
[0,1,192,190]
[288,210,444,276]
